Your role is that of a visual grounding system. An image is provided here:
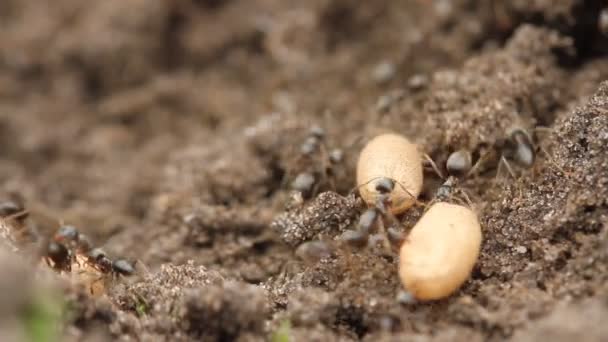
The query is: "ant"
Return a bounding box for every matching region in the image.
[80,248,135,295]
[289,126,344,198]
[53,225,92,255]
[425,149,475,207]
[86,248,135,278]
[0,200,37,245]
[495,128,537,178]
[426,127,539,188]
[339,178,412,253]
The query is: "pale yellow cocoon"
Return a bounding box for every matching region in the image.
[356,133,423,214]
[399,202,482,301]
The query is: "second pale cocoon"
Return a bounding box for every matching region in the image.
[399,202,482,301]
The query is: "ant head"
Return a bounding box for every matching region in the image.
[374,177,395,194]
[0,201,24,217]
[510,129,535,168]
[47,241,69,261]
[446,150,472,178]
[54,225,79,242]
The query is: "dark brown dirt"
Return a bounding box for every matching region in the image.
[1,1,608,341]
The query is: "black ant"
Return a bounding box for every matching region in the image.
[80,248,135,295]
[86,248,135,277]
[426,149,475,206]
[496,128,537,178]
[289,126,343,198]
[53,225,92,255]
[44,241,72,273]
[339,178,411,253]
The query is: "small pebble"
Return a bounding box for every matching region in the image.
[407,74,428,90]
[329,149,344,163]
[372,61,396,84]
[295,241,334,264]
[309,126,325,139]
[291,172,316,194]
[515,246,527,254]
[300,137,319,155]
[396,291,417,305]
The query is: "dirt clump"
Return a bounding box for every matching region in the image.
[272,191,359,247]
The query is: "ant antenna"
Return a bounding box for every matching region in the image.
[423,153,445,179]
[351,176,424,208]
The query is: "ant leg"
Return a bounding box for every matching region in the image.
[537,143,569,177]
[340,230,370,249]
[317,142,336,192]
[370,217,393,255]
[530,126,571,176]
[456,189,474,208]
[396,290,417,305]
[532,126,553,135]
[423,196,440,213]
[6,209,29,221]
[423,153,445,179]
[387,225,406,251]
[391,180,427,208]
[89,276,105,295]
[496,156,517,180]
[466,148,493,178]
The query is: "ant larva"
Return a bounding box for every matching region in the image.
[357,133,423,214]
[398,201,481,302]
[399,150,483,301]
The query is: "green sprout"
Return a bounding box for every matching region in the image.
[22,291,63,342]
[133,293,149,317]
[271,320,291,342]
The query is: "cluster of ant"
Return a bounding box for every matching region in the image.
[46,225,135,278]
[0,201,135,293]
[294,126,541,302]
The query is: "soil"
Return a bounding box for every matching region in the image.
[1,1,608,341]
